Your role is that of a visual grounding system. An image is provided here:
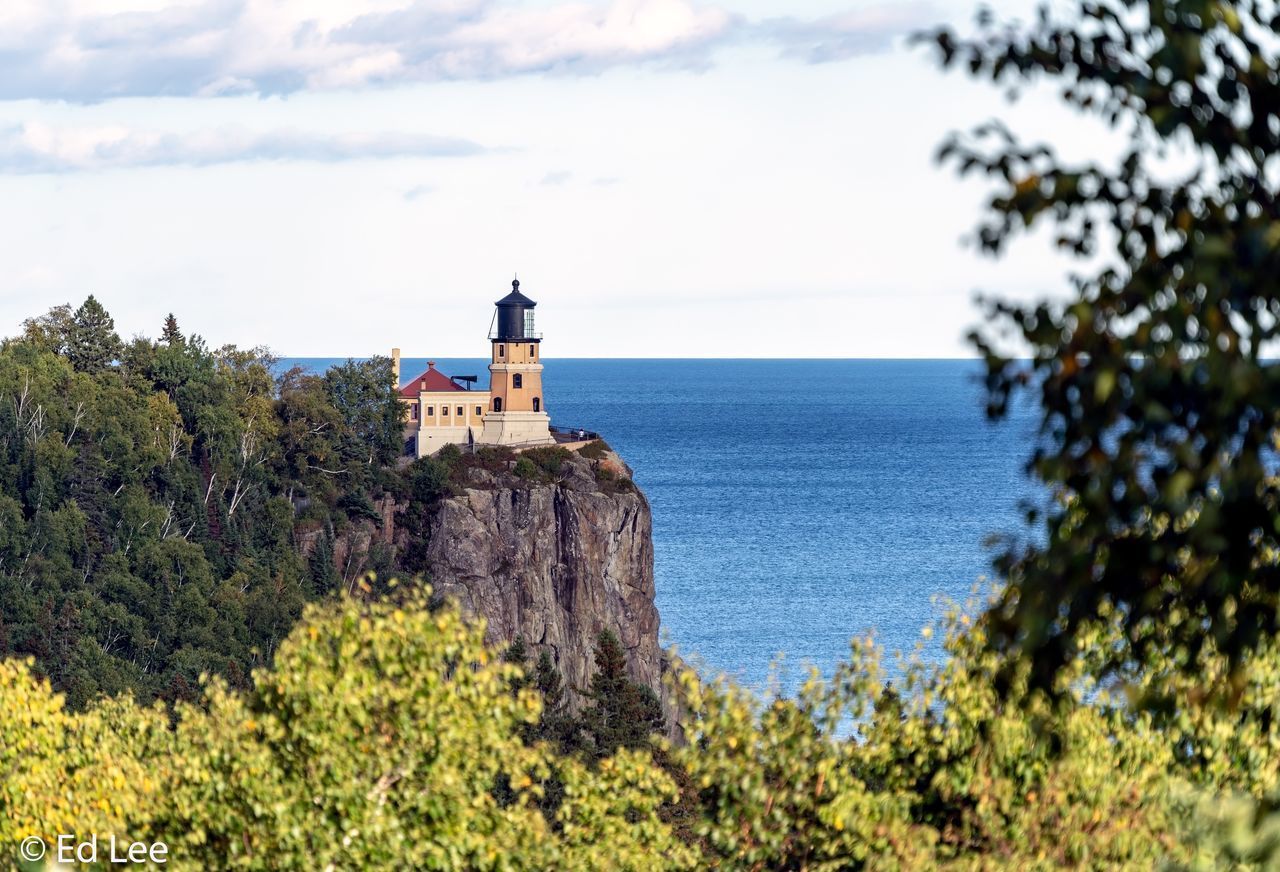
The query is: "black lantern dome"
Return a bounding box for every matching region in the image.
[492,278,539,341]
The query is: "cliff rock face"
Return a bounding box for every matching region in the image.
[411,450,672,725]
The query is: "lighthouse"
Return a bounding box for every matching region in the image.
[480,279,555,447]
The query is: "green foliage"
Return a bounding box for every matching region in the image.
[511,446,575,485]
[474,445,516,465]
[0,301,409,709]
[67,295,123,375]
[924,1,1280,693]
[576,439,611,460]
[307,525,338,595]
[521,446,572,477]
[917,1,1280,858]
[323,357,403,475]
[673,601,1207,870]
[513,456,539,480]
[14,588,1277,869]
[581,630,664,760]
[20,303,74,355]
[397,453,461,575]
[160,313,183,347]
[0,591,697,870]
[1170,790,1280,871]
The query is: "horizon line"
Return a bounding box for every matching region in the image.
[278,355,990,361]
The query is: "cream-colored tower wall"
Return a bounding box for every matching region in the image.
[492,342,539,364]
[488,363,545,413]
[488,342,544,414]
[478,411,553,446]
[482,339,552,446]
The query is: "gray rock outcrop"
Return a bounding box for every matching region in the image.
[414,449,673,726]
[296,445,676,733]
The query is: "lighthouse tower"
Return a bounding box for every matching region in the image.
[480,279,554,447]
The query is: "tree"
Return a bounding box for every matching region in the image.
[324,357,403,473]
[19,303,75,355]
[307,525,338,595]
[924,1,1280,695]
[581,629,663,759]
[0,592,696,871]
[66,295,122,374]
[160,313,183,347]
[5,590,1234,869]
[0,306,387,710]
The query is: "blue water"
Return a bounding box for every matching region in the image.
[286,358,1039,692]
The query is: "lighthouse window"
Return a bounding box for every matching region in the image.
[498,345,505,358]
[523,310,535,337]
[513,374,523,389]
[529,344,536,357]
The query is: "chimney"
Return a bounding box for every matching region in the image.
[391,347,401,387]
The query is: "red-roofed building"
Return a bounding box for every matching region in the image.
[394,358,490,457]
[398,362,467,397]
[393,280,554,458]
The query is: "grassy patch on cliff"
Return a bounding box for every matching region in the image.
[515,446,574,483]
[577,439,612,460]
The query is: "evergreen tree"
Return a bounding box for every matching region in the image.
[307,525,338,595]
[500,638,581,752]
[161,312,184,346]
[581,629,663,759]
[66,295,122,374]
[503,635,530,664]
[532,648,582,752]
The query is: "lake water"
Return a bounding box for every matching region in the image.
[285,358,1039,692]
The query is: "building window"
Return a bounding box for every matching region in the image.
[533,397,540,412]
[410,403,419,421]
[513,373,523,389]
[426,406,434,416]
[456,406,463,417]
[498,345,505,358]
[442,406,450,417]
[493,397,503,412]
[475,405,482,416]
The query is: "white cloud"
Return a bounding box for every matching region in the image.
[0,0,931,102]
[402,183,435,200]
[0,122,485,173]
[759,4,936,64]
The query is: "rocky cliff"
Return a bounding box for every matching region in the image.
[296,442,675,731]
[414,447,674,725]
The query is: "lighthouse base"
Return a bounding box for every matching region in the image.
[479,411,555,448]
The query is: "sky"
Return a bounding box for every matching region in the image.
[0,0,1111,358]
